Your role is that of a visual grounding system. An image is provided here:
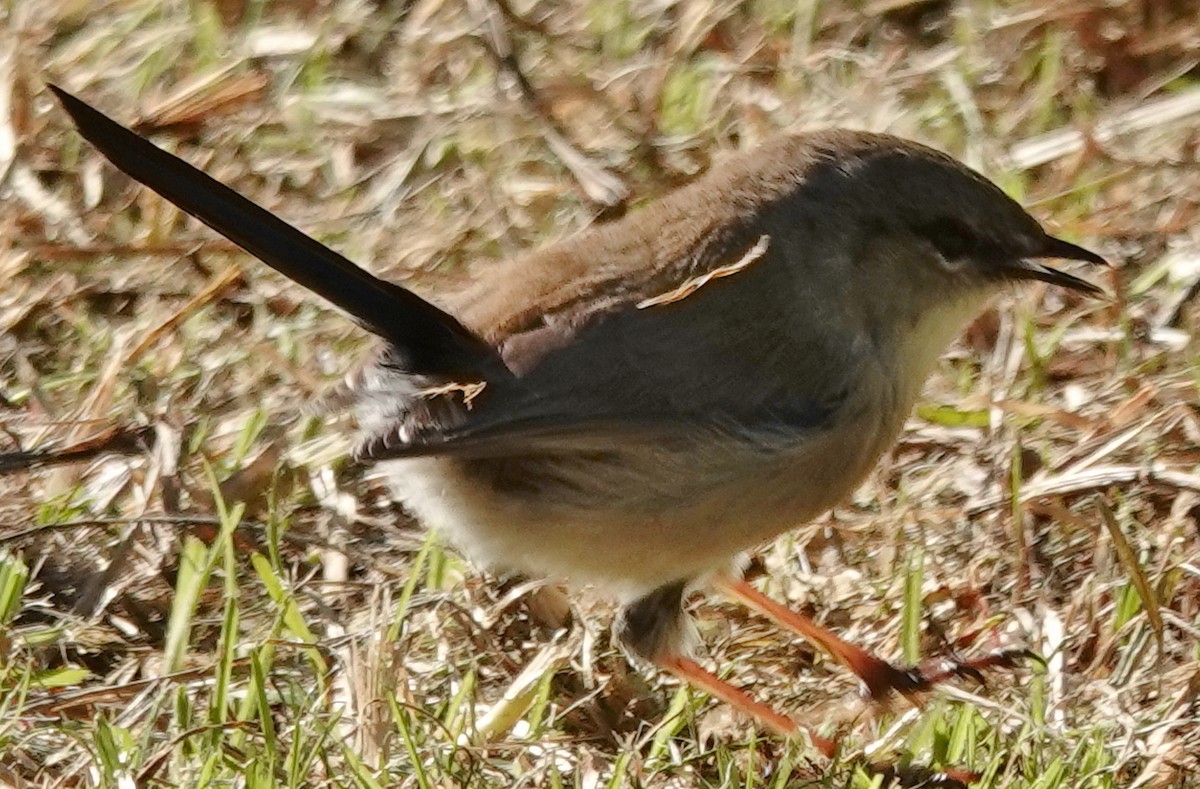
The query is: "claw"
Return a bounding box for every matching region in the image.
[1013,648,1034,664]
[909,646,1036,692]
[859,656,931,700]
[862,646,1036,702]
[953,663,988,686]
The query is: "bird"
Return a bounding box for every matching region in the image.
[50,84,1103,757]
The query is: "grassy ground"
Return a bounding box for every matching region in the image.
[3,0,1200,786]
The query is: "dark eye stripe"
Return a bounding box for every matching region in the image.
[911,217,984,261]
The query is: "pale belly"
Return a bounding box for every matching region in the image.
[376,407,899,601]
[369,289,987,598]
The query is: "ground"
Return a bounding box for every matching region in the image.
[2,1,1199,787]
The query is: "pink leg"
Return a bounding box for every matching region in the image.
[716,576,1031,703]
[659,654,838,758]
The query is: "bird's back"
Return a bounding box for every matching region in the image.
[366,131,948,459]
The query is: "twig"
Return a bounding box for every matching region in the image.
[1006,86,1200,170]
[966,463,1200,515]
[0,425,157,474]
[468,0,629,211]
[0,515,224,545]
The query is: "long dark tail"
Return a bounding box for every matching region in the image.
[49,85,497,379]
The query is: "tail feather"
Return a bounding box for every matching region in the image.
[49,84,496,379]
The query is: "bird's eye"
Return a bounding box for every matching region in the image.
[912,217,981,262]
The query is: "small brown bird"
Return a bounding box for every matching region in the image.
[51,85,1103,755]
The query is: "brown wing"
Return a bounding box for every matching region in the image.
[358,134,897,459]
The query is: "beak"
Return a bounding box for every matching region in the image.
[1040,234,1107,267]
[1006,234,1107,295]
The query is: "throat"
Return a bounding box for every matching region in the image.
[886,294,992,407]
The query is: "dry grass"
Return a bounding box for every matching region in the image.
[2,0,1200,786]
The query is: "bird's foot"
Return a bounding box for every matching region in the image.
[857,647,1040,703]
